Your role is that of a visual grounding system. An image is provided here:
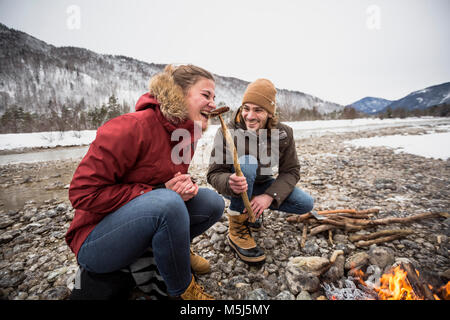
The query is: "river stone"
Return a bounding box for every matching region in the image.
[345,252,369,270]
[245,288,268,300]
[368,246,395,269]
[287,256,329,275]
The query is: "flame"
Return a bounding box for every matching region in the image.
[440,281,450,300]
[374,266,421,300]
[354,265,449,300]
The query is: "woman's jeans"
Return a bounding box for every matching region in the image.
[77,188,224,296]
[229,155,314,215]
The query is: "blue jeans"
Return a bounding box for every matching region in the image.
[229,155,314,214]
[77,188,224,296]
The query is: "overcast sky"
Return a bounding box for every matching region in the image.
[0,0,449,105]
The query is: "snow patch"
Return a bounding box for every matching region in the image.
[346,132,450,160]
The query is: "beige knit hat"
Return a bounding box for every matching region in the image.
[241,78,277,114]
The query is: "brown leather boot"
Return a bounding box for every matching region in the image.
[180,275,214,300]
[190,249,210,274]
[227,213,265,263]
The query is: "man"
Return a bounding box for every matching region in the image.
[207,79,314,264]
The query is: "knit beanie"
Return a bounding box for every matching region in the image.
[242,79,277,115]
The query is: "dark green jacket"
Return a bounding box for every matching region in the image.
[206,108,300,208]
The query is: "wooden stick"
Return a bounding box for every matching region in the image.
[355,234,411,247]
[329,250,344,264]
[367,211,439,225]
[317,209,357,214]
[322,211,439,227]
[309,224,335,236]
[328,229,334,246]
[301,222,308,248]
[349,229,413,242]
[218,114,256,223]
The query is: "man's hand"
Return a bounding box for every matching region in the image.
[165,172,198,201]
[244,194,273,219]
[228,173,248,194]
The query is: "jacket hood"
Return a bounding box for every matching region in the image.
[135,93,159,112]
[147,71,188,124]
[228,106,245,129]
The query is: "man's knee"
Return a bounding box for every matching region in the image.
[304,194,315,213]
[282,188,315,214]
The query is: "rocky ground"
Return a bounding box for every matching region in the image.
[0,124,449,300]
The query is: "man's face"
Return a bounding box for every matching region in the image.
[241,103,272,132]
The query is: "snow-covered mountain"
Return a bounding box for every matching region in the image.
[0,23,344,116]
[350,97,393,114]
[351,82,450,115]
[384,82,450,112]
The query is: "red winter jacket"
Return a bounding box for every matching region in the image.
[65,93,197,257]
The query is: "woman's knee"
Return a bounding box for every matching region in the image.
[139,189,189,225]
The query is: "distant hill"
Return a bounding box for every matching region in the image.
[351,82,450,115]
[0,23,344,116]
[384,82,450,112]
[349,97,393,114]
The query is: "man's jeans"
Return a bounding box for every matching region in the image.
[229,155,314,214]
[77,188,224,296]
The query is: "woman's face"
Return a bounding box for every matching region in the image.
[185,78,216,132]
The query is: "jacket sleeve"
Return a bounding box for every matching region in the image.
[206,128,237,197]
[69,115,153,214]
[264,126,300,208]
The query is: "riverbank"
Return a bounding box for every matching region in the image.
[0,123,449,300]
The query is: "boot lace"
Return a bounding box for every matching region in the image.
[190,280,214,300]
[232,220,253,240]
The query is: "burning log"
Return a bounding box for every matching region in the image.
[400,263,437,300]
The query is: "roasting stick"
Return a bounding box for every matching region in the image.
[208,107,256,223]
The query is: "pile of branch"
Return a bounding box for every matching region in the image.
[287,209,445,247]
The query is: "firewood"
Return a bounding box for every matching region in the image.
[286,215,300,223]
[401,263,436,300]
[367,211,440,225]
[349,229,413,242]
[355,208,380,215]
[329,250,344,264]
[328,229,334,246]
[309,224,335,236]
[355,234,411,247]
[317,209,357,214]
[323,211,440,228]
[300,222,308,248]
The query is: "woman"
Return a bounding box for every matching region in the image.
[65,64,224,300]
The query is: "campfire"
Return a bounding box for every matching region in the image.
[323,263,450,300]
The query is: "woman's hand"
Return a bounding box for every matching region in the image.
[165,172,198,201]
